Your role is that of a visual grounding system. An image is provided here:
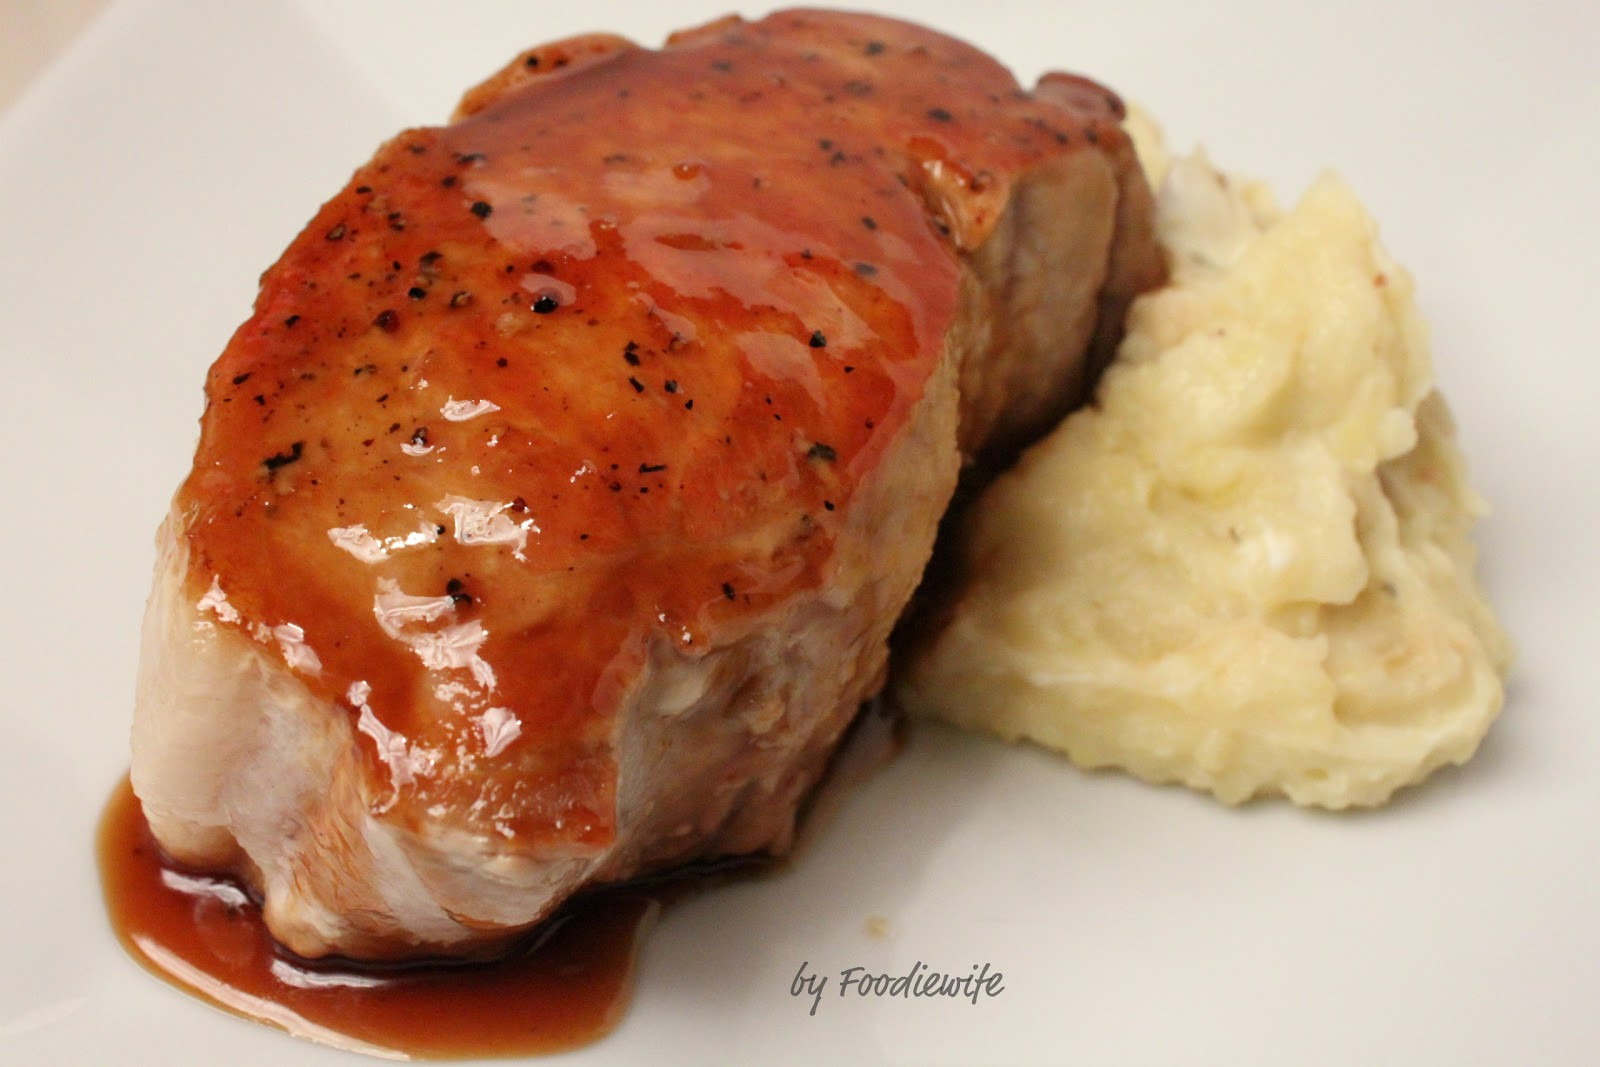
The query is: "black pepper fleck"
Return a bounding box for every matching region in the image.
[284,314,300,328]
[861,215,877,230]
[809,330,827,348]
[263,441,304,471]
[408,286,427,300]
[927,107,953,122]
[232,372,251,385]
[532,293,559,313]
[628,376,645,393]
[722,582,736,600]
[470,200,493,218]
[664,379,678,393]
[640,463,667,474]
[806,442,837,462]
[373,309,398,332]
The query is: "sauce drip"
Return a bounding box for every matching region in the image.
[97,776,654,1059]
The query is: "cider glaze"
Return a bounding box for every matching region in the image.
[174,8,1128,854]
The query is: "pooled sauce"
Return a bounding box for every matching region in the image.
[97,702,902,1057]
[98,776,656,1059]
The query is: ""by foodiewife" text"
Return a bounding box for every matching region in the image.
[789,960,1005,1016]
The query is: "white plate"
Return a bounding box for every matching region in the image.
[3,1,1597,1063]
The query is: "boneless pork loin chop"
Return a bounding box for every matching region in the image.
[132,10,1162,959]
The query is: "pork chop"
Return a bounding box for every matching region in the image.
[131,9,1162,959]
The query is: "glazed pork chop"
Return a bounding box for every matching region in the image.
[132,9,1162,959]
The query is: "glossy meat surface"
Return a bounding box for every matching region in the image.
[132,9,1161,957]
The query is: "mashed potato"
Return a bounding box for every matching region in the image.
[896,117,1512,808]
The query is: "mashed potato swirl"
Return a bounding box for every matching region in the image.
[897,118,1512,808]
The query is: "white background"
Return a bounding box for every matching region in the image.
[1,1,1597,1064]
